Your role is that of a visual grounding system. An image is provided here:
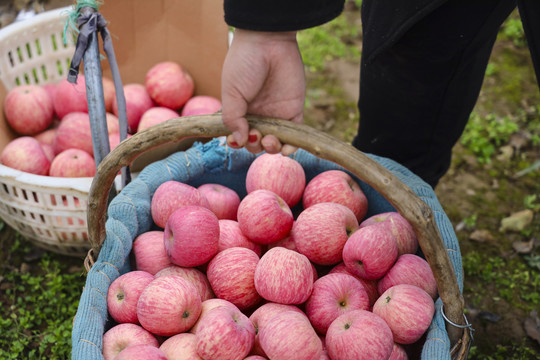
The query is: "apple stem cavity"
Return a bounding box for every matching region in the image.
[182,311,190,319]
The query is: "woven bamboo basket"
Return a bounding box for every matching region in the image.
[72,114,472,359]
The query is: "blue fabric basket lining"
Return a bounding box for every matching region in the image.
[71,138,464,360]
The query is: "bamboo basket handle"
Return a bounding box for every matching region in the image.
[87,113,465,346]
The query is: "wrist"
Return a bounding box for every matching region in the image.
[233,28,297,43]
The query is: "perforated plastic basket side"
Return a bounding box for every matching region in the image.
[0,7,99,256]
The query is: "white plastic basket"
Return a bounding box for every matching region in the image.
[0,7,98,256]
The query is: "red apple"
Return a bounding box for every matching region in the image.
[0,136,50,175]
[195,306,255,360]
[105,112,121,134]
[4,84,54,135]
[137,275,202,336]
[180,95,222,116]
[389,342,409,360]
[198,183,241,220]
[325,310,394,360]
[102,323,159,360]
[245,153,306,208]
[42,83,57,107]
[151,180,210,229]
[266,229,297,251]
[207,247,262,311]
[107,270,154,324]
[145,61,194,110]
[237,189,294,245]
[360,212,418,255]
[41,143,55,162]
[293,202,358,266]
[258,310,322,360]
[303,170,368,222]
[155,265,215,301]
[137,106,179,132]
[372,284,435,344]
[249,302,306,357]
[305,273,370,335]
[243,356,267,360]
[164,205,219,267]
[33,127,58,146]
[190,298,240,335]
[160,333,202,360]
[342,224,398,280]
[108,132,132,151]
[378,254,438,299]
[218,219,262,256]
[132,230,174,275]
[102,76,116,113]
[113,83,154,133]
[114,344,168,360]
[53,111,93,155]
[329,262,379,308]
[254,247,313,304]
[53,76,88,119]
[49,149,96,177]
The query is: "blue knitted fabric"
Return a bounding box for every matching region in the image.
[71,138,464,360]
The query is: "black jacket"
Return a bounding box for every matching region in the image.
[223,0,345,32]
[223,0,540,79]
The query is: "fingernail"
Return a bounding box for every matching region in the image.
[248,134,258,143]
[229,140,239,147]
[233,131,243,145]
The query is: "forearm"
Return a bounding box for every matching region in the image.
[224,0,345,31]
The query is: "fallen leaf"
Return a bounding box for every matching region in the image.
[508,131,530,152]
[512,238,535,254]
[20,262,30,274]
[524,310,540,345]
[499,209,534,232]
[470,229,494,243]
[466,189,476,196]
[496,145,514,162]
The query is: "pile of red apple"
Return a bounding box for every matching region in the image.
[102,153,438,360]
[0,61,221,177]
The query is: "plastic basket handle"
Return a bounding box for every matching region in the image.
[86,113,465,345]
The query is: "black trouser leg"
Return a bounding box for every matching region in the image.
[518,0,540,90]
[353,0,517,188]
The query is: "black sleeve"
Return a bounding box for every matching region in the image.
[224,0,345,31]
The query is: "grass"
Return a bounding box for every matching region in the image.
[298,14,361,73]
[0,234,85,359]
[462,251,540,311]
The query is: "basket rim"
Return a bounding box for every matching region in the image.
[0,164,94,191]
[0,6,72,42]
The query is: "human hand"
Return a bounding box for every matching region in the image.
[221,29,306,155]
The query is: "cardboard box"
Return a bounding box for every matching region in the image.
[0,0,229,255]
[0,0,229,169]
